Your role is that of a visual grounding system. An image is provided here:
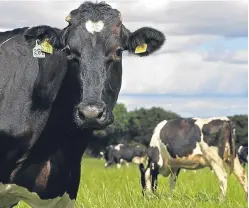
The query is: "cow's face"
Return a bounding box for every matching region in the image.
[62,2,165,129]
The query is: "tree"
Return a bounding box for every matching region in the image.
[127,107,180,145]
[229,115,248,147]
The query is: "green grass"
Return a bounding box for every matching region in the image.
[16,158,247,208]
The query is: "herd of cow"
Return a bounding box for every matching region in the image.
[100,117,248,201]
[0,1,247,208]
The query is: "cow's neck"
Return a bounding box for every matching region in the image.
[10,62,91,200]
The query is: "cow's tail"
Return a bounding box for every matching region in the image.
[228,120,236,174]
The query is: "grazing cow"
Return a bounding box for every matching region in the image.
[0,2,165,207]
[100,144,147,168]
[139,117,248,201]
[237,145,248,167]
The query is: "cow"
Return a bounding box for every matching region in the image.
[237,145,248,167]
[139,117,248,201]
[100,144,147,168]
[0,2,165,207]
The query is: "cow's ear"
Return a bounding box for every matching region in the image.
[24,26,62,49]
[125,27,165,56]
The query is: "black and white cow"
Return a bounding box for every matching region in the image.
[100,144,147,168]
[139,117,248,201]
[237,145,248,167]
[0,2,165,207]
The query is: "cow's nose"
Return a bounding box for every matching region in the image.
[77,102,105,120]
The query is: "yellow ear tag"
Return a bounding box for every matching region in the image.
[135,43,147,54]
[65,15,71,22]
[41,39,53,54]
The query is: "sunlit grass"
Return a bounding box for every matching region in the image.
[16,158,248,208]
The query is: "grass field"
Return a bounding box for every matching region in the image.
[16,158,247,208]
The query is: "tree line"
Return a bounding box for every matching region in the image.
[86,103,248,157]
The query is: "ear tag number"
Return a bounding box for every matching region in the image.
[33,40,45,58]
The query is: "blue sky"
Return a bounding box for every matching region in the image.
[0,0,247,117]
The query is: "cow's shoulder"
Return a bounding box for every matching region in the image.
[159,118,201,158]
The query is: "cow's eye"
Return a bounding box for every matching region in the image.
[62,45,71,56]
[116,47,124,57]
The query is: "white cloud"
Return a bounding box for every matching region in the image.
[121,50,247,95]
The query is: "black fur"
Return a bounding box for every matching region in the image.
[160,118,201,158]
[0,1,166,205]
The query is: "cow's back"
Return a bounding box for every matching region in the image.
[0,29,67,183]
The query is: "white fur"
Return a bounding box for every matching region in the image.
[150,120,167,168]
[114,144,124,151]
[0,183,75,208]
[85,20,104,34]
[238,145,243,154]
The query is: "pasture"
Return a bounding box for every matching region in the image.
[17,157,247,208]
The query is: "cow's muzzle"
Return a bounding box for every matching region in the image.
[75,101,114,129]
[77,102,105,119]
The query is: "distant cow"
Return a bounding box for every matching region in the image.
[237,145,248,167]
[0,2,165,207]
[101,144,147,168]
[139,117,248,201]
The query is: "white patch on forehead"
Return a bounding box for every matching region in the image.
[85,20,104,34]
[0,183,75,208]
[0,37,12,47]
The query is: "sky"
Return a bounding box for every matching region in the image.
[0,0,248,117]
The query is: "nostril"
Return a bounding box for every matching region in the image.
[77,109,85,120]
[97,109,104,119]
[77,104,105,120]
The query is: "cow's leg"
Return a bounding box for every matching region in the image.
[169,169,180,195]
[203,149,227,201]
[145,167,152,191]
[232,156,248,199]
[139,164,146,191]
[151,167,159,192]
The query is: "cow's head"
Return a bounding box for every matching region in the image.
[63,2,165,129]
[26,2,165,129]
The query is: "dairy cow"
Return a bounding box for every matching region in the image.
[0,2,165,207]
[237,145,248,167]
[139,117,248,201]
[100,144,147,168]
